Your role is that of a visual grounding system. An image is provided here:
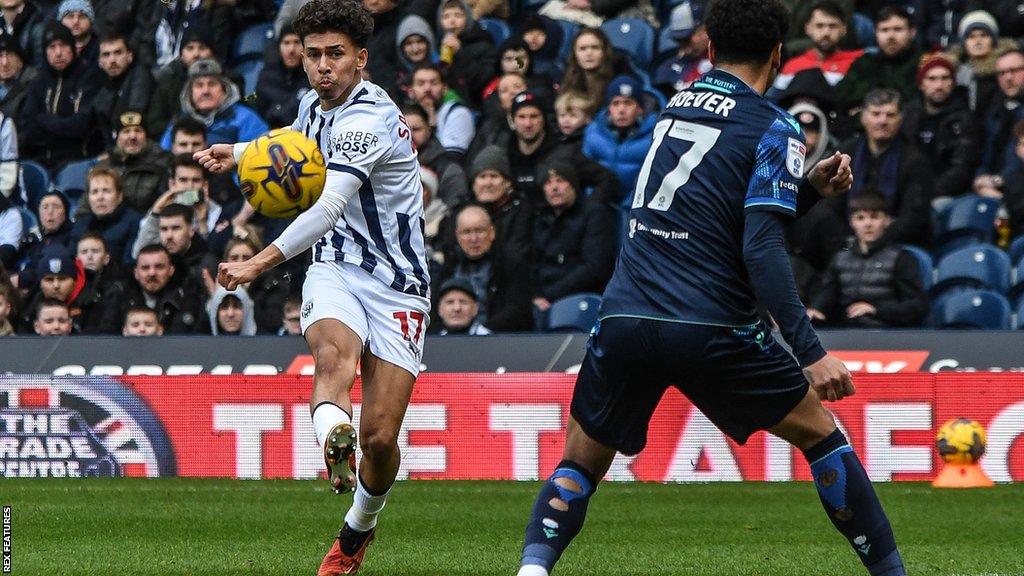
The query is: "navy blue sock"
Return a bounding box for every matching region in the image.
[804,428,905,576]
[520,460,597,572]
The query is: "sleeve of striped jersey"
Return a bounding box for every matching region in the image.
[325,107,394,182]
[270,169,363,261]
[744,116,805,217]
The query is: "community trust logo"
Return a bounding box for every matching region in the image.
[0,377,176,478]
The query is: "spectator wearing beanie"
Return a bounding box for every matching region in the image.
[256,24,310,128]
[18,244,123,334]
[159,58,268,148]
[531,159,617,316]
[947,10,1014,116]
[57,0,99,70]
[18,21,103,171]
[431,278,492,336]
[18,191,74,288]
[583,75,657,207]
[394,15,436,95]
[0,32,38,121]
[901,53,979,202]
[469,144,534,270]
[147,19,214,136]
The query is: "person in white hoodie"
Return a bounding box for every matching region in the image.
[207,285,256,336]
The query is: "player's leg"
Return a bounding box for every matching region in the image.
[342,351,415,536]
[517,417,616,576]
[770,390,905,576]
[518,317,670,576]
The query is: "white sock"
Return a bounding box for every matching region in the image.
[517,565,549,576]
[344,474,389,532]
[312,402,351,447]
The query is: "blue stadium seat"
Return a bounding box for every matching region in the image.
[933,290,1011,329]
[1017,299,1024,329]
[19,160,51,211]
[54,158,96,200]
[601,18,656,69]
[233,23,274,63]
[657,23,679,61]
[17,206,37,239]
[235,60,264,96]
[546,293,602,332]
[934,195,1000,246]
[554,19,580,60]
[1009,235,1024,265]
[901,245,934,291]
[478,18,511,46]
[932,244,1011,298]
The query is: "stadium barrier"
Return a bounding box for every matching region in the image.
[2,373,1022,482]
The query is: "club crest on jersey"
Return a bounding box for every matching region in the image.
[786,138,806,178]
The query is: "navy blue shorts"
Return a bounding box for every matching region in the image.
[570,316,809,455]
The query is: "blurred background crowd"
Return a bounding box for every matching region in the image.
[1,0,1023,337]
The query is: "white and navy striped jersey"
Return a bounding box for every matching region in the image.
[291,81,430,298]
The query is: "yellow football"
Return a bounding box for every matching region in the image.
[936,418,987,465]
[238,128,326,218]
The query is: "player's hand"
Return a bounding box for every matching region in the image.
[845,302,876,318]
[217,260,261,290]
[194,144,238,174]
[806,308,826,322]
[807,152,853,198]
[803,353,855,402]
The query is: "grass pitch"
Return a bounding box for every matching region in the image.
[5,479,1024,576]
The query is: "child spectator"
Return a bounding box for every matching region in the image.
[278,296,302,336]
[122,306,163,336]
[436,0,497,109]
[433,278,491,335]
[808,192,929,328]
[34,298,73,336]
[554,91,596,148]
[207,287,257,336]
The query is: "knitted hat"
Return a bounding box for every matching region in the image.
[539,158,581,193]
[470,145,511,181]
[520,15,547,35]
[0,32,25,60]
[58,0,94,22]
[958,10,998,43]
[509,89,548,116]
[916,52,956,84]
[605,75,642,105]
[36,245,77,279]
[43,22,75,50]
[180,19,214,50]
[188,58,224,81]
[437,278,477,301]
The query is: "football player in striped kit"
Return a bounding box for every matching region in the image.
[195,1,429,573]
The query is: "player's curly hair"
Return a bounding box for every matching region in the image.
[705,0,790,65]
[292,0,374,49]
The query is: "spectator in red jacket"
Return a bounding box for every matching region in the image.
[774,0,863,91]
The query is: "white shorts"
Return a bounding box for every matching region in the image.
[300,260,430,377]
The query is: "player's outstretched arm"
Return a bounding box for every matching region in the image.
[216,168,363,291]
[806,152,853,198]
[193,142,252,174]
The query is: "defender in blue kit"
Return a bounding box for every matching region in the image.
[514,1,907,575]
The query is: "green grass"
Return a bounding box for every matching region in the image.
[4,480,1024,575]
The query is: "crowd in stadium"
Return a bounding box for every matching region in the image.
[0,0,1023,337]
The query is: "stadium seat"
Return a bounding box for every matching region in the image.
[235,60,264,96]
[19,160,51,211]
[934,195,1000,247]
[54,158,96,200]
[1017,299,1024,329]
[552,19,580,60]
[901,245,934,291]
[233,23,274,63]
[1009,235,1024,265]
[478,18,511,46]
[546,293,602,332]
[17,206,38,239]
[657,23,678,61]
[932,244,1011,298]
[933,290,1011,330]
[601,18,656,69]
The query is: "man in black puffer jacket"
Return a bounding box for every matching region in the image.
[91,33,153,148]
[808,192,928,328]
[255,24,309,128]
[18,22,103,171]
[900,53,978,201]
